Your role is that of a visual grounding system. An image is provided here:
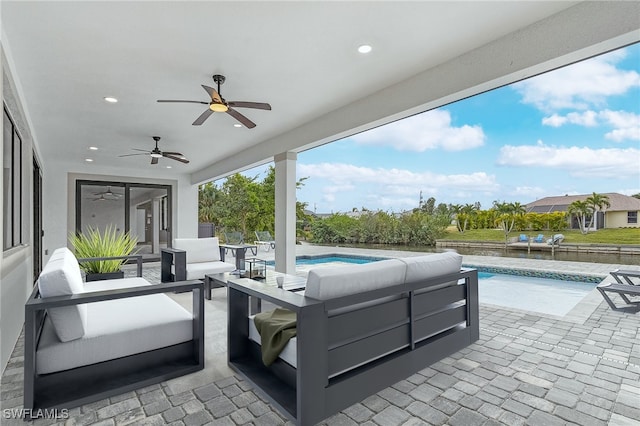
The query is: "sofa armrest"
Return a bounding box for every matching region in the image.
[77,254,143,277]
[161,248,186,282]
[227,278,321,312]
[26,280,202,311]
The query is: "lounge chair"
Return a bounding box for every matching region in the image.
[254,230,276,251]
[547,233,564,245]
[597,269,640,310]
[533,234,545,243]
[518,234,528,242]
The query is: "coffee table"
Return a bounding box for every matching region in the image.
[205,271,306,313]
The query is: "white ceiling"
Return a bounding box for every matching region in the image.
[1,1,637,183]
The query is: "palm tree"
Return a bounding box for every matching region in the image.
[585,192,610,231]
[492,201,519,245]
[568,200,593,235]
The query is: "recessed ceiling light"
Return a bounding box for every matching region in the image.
[104,97,118,103]
[89,146,98,150]
[85,158,93,162]
[166,166,172,169]
[358,44,372,54]
[233,123,242,128]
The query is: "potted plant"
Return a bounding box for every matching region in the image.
[70,225,138,281]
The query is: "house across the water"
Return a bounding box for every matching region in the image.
[526,193,640,230]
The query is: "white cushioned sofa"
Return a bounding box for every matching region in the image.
[24,247,204,415]
[161,237,235,283]
[228,251,479,426]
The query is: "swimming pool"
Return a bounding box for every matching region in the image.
[477,272,597,316]
[269,254,601,316]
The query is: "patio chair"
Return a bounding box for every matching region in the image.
[547,233,564,246]
[223,231,257,257]
[533,234,545,243]
[518,234,528,242]
[254,230,276,251]
[597,269,640,311]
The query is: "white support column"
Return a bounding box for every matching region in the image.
[274,151,297,274]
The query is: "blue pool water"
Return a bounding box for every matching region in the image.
[269,255,599,316]
[477,272,596,316]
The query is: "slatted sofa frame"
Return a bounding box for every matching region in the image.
[227,268,479,426]
[24,272,205,414]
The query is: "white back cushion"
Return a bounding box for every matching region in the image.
[174,237,221,263]
[38,250,87,342]
[305,259,406,300]
[401,251,462,284]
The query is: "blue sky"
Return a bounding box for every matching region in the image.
[247,43,640,214]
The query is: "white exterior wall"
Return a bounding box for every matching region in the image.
[1,40,35,372]
[606,211,640,229]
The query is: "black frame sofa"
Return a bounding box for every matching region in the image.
[24,248,204,415]
[227,252,479,425]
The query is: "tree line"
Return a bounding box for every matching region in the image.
[199,172,611,245]
[198,167,312,241]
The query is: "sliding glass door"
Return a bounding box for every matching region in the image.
[76,180,172,259]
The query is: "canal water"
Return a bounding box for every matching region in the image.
[333,243,639,266]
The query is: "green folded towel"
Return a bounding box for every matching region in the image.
[253,308,297,366]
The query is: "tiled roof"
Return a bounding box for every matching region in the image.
[526,192,640,213]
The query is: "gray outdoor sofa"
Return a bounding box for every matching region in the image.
[227,251,479,425]
[24,247,204,416]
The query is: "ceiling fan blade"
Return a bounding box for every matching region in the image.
[163,153,190,164]
[151,157,159,165]
[228,101,272,111]
[226,108,256,129]
[132,148,151,152]
[157,100,208,105]
[202,85,223,103]
[192,109,214,126]
[162,151,183,156]
[119,153,149,157]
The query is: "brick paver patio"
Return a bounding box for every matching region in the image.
[2,248,638,425]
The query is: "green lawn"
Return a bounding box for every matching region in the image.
[440,227,640,245]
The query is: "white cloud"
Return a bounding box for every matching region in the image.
[617,188,640,197]
[600,110,640,141]
[298,162,501,212]
[512,50,640,112]
[299,162,498,190]
[542,109,640,141]
[497,142,640,178]
[511,186,547,198]
[351,109,485,152]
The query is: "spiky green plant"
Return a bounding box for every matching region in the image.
[70,225,138,273]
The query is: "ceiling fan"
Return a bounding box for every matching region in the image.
[92,186,123,198]
[157,74,271,128]
[88,194,117,202]
[119,136,189,165]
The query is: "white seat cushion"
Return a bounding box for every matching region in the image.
[36,292,193,374]
[83,277,151,292]
[304,258,406,300]
[37,250,87,342]
[171,261,235,280]
[174,237,221,263]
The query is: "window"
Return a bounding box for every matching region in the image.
[629,211,638,224]
[3,106,24,250]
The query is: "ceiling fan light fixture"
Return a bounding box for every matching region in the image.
[209,102,228,112]
[150,152,163,158]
